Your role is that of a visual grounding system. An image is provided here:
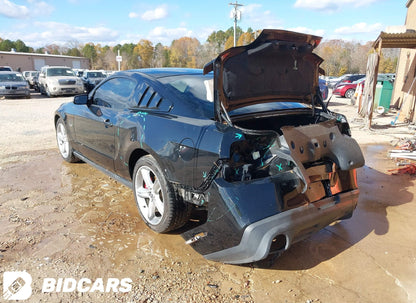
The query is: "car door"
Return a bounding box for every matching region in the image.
[74,77,137,171]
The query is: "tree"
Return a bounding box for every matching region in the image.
[15,40,29,52]
[0,39,14,51]
[133,39,154,68]
[169,37,200,68]
[153,43,168,67]
[237,32,254,46]
[207,30,227,53]
[224,36,234,50]
[44,44,61,55]
[66,48,82,57]
[82,43,97,68]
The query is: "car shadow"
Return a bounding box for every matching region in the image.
[249,144,414,269]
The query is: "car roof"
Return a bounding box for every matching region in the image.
[119,68,204,79]
[0,71,21,75]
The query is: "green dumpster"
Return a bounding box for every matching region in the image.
[374,80,393,114]
[374,81,383,108]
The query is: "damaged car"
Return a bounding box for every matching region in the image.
[55,29,364,264]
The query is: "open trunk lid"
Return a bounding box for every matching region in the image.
[203,29,324,121]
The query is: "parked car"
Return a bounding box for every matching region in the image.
[332,79,363,98]
[326,74,351,88]
[333,74,365,90]
[0,66,12,72]
[81,70,106,93]
[319,78,329,100]
[73,69,85,77]
[22,71,39,89]
[38,66,84,97]
[0,71,30,99]
[55,29,364,264]
[32,74,40,92]
[334,74,395,99]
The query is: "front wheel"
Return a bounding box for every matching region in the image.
[46,86,52,98]
[56,118,78,163]
[345,89,355,99]
[133,155,192,233]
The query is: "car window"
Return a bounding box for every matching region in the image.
[88,72,104,78]
[46,68,74,77]
[0,73,25,82]
[92,77,137,109]
[158,74,214,118]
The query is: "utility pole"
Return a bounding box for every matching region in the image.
[229,1,243,47]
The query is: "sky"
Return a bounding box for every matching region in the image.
[0,0,410,49]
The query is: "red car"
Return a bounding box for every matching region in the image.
[332,79,364,98]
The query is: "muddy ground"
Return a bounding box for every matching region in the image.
[1,92,416,303]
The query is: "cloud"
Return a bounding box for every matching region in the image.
[11,22,120,47]
[31,1,54,16]
[294,0,378,12]
[147,26,193,44]
[0,0,53,19]
[140,5,168,21]
[128,12,139,18]
[239,4,283,29]
[0,0,29,18]
[334,22,383,34]
[287,27,325,37]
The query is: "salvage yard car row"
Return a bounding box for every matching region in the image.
[0,67,111,99]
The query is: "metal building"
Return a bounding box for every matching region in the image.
[0,51,90,71]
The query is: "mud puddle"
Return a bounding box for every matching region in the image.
[1,145,416,302]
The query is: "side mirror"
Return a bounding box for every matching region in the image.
[74,94,88,105]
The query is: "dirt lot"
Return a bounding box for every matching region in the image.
[1,92,416,303]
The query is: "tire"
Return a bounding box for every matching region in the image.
[46,86,52,98]
[56,118,78,163]
[345,89,355,99]
[133,155,192,233]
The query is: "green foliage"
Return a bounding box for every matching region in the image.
[66,48,82,57]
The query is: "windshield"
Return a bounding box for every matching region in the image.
[87,72,105,78]
[0,73,25,82]
[46,68,74,77]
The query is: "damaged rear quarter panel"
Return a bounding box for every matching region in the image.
[182,117,364,258]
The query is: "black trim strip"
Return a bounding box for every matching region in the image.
[73,151,133,189]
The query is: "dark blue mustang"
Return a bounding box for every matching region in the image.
[55,30,364,264]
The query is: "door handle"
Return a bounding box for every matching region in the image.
[104,119,113,127]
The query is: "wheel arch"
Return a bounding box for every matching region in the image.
[54,113,66,129]
[128,148,149,179]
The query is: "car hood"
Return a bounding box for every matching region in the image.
[203,29,324,121]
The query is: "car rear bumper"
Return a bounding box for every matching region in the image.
[203,189,359,264]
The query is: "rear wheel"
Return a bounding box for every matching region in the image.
[56,118,78,163]
[133,155,191,233]
[345,89,355,99]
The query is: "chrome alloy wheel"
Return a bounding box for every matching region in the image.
[56,122,70,159]
[134,166,165,225]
